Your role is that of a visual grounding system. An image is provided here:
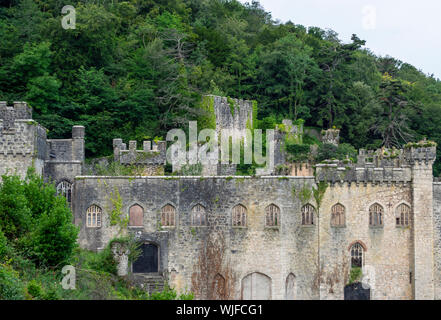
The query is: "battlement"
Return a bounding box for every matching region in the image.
[0,101,32,133]
[113,139,166,165]
[206,95,255,134]
[315,142,437,185]
[403,143,437,165]
[321,128,340,146]
[315,162,412,185]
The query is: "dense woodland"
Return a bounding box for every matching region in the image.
[1,0,441,174]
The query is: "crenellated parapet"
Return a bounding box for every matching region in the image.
[0,101,33,134]
[113,139,166,166]
[315,161,412,185]
[403,141,437,165]
[321,128,340,146]
[315,142,437,185]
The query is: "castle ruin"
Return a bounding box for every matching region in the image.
[1,97,441,300]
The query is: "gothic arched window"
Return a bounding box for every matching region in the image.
[232,204,247,227]
[331,203,345,227]
[129,204,144,227]
[396,203,411,227]
[350,242,364,268]
[56,180,72,204]
[265,204,280,227]
[192,204,207,226]
[161,204,176,227]
[369,203,383,227]
[86,205,102,228]
[301,204,315,225]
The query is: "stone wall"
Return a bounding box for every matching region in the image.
[432,183,441,300]
[319,183,413,300]
[73,176,319,300]
[73,175,419,300]
[44,126,85,184]
[0,118,46,179]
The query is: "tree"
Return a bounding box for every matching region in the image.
[0,169,78,267]
[258,34,318,120]
[372,73,414,148]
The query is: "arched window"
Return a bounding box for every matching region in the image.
[211,274,226,300]
[232,204,247,227]
[265,204,280,227]
[369,203,383,227]
[129,204,144,227]
[396,203,411,227]
[161,204,176,227]
[86,205,102,228]
[285,273,296,300]
[350,242,364,268]
[331,203,345,227]
[192,204,207,226]
[242,272,272,300]
[301,204,315,225]
[56,180,72,204]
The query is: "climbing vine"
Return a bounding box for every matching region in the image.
[299,185,312,204]
[107,187,128,233]
[313,181,328,211]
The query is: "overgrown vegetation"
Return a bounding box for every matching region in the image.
[348,267,362,285]
[0,170,192,300]
[1,0,441,174]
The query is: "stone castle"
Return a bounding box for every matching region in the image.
[1,97,441,300]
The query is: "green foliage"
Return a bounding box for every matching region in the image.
[316,143,357,162]
[1,0,441,174]
[108,236,142,264]
[227,97,236,116]
[147,284,194,300]
[0,264,25,300]
[285,143,310,162]
[71,247,117,276]
[0,229,7,261]
[299,185,312,204]
[198,95,216,130]
[349,267,363,285]
[0,175,32,239]
[27,279,43,299]
[175,163,203,176]
[313,181,328,210]
[0,169,78,267]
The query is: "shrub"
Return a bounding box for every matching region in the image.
[285,143,310,162]
[25,197,78,267]
[147,284,194,300]
[0,229,8,261]
[0,264,25,300]
[0,175,32,240]
[316,143,357,162]
[27,279,43,299]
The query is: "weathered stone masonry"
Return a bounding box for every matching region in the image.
[2,99,441,300]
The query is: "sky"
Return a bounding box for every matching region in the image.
[239,0,441,79]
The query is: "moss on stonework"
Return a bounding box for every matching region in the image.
[405,140,437,149]
[252,100,258,130]
[348,267,362,284]
[299,185,312,204]
[227,97,236,117]
[198,95,216,130]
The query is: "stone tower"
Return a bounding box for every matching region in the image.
[405,143,437,299]
[0,101,47,179]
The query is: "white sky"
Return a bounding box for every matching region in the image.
[239,0,441,79]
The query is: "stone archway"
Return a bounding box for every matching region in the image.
[344,282,370,300]
[241,272,272,300]
[132,243,159,273]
